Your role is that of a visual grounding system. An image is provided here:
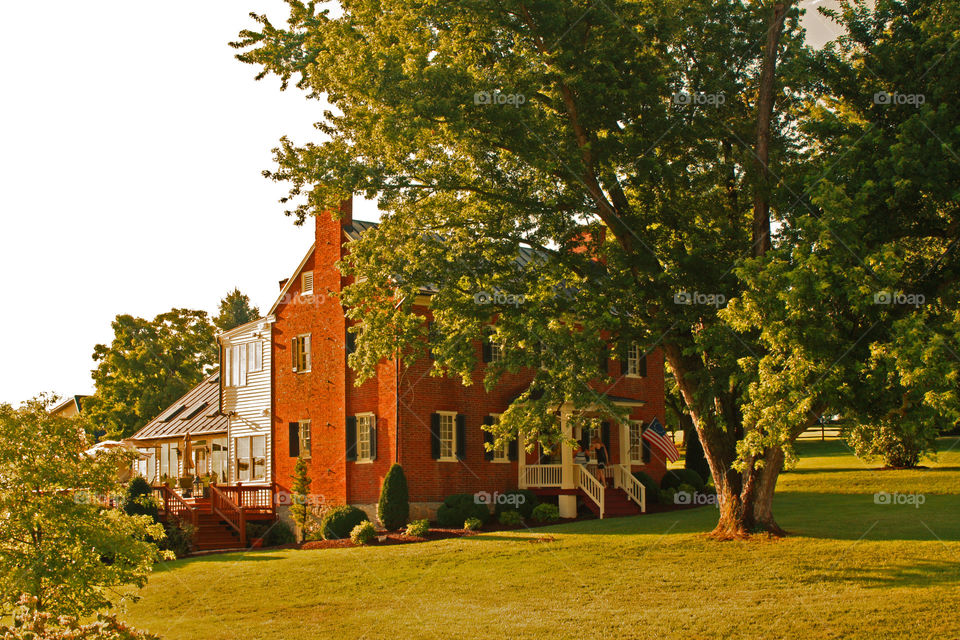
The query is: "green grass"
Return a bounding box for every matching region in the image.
[121,438,960,640]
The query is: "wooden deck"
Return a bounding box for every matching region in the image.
[153,483,276,550]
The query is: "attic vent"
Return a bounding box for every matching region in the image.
[301,271,314,295]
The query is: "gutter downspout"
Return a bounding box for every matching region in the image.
[393,295,406,465]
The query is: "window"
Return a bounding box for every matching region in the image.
[292,335,311,372]
[299,420,312,459]
[225,341,263,387]
[356,414,375,461]
[158,442,178,479]
[439,413,455,460]
[210,438,228,483]
[489,340,503,363]
[235,435,267,482]
[627,343,647,377]
[629,421,644,463]
[301,270,314,295]
[490,414,508,462]
[248,341,263,372]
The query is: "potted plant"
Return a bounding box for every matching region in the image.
[177,476,193,497]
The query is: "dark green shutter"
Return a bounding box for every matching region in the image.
[601,422,611,453]
[346,331,356,355]
[369,418,377,460]
[579,427,591,453]
[508,438,518,461]
[639,353,648,377]
[598,345,608,376]
[481,339,493,363]
[291,337,298,371]
[426,321,433,360]
[619,341,630,374]
[345,417,357,461]
[455,414,466,460]
[289,422,300,458]
[483,416,494,461]
[430,413,441,459]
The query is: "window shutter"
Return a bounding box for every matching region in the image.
[455,414,466,460]
[579,427,592,453]
[346,331,356,356]
[598,346,608,376]
[426,321,433,360]
[223,345,231,386]
[483,416,494,461]
[345,417,357,461]
[369,416,377,461]
[601,421,611,453]
[288,422,300,458]
[619,342,630,373]
[641,423,652,463]
[430,413,441,460]
[639,353,648,377]
[291,338,298,372]
[304,335,312,370]
[508,438,518,462]
[239,344,247,387]
[481,339,493,363]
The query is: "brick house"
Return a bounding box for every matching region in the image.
[269,199,667,523]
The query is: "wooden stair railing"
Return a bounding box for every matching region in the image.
[613,465,646,512]
[575,464,605,519]
[157,484,198,528]
[211,484,246,545]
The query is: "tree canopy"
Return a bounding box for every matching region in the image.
[214,288,261,332]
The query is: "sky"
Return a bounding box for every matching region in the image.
[0,1,843,406]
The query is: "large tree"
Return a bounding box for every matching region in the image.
[85,309,217,439]
[214,288,261,332]
[0,396,167,617]
[234,0,814,537]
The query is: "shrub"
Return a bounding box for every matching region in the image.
[436,493,491,528]
[0,596,159,639]
[350,520,377,545]
[121,477,159,520]
[159,517,194,558]
[660,468,705,492]
[405,519,430,537]
[246,520,296,547]
[492,489,539,518]
[659,487,677,505]
[377,464,410,530]
[463,517,482,531]
[531,503,560,523]
[320,505,369,541]
[498,510,523,526]
[631,470,661,504]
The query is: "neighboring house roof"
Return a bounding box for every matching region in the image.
[129,373,226,441]
[50,395,88,418]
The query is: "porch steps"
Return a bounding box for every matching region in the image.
[584,487,642,518]
[192,512,244,551]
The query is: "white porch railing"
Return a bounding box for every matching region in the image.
[613,464,646,512]
[575,464,605,519]
[521,464,563,487]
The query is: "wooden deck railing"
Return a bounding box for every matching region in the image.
[215,483,274,515]
[211,484,246,545]
[521,464,563,488]
[575,464,605,518]
[157,484,198,528]
[613,465,646,512]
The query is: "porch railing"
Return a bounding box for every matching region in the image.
[211,485,246,545]
[214,483,274,516]
[613,465,646,512]
[157,484,198,528]
[521,464,563,488]
[575,464,605,519]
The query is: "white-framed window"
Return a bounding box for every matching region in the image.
[489,339,503,363]
[235,435,267,482]
[438,412,456,460]
[629,420,644,463]
[157,442,178,480]
[301,270,314,295]
[490,413,508,462]
[356,414,375,461]
[299,420,312,459]
[292,334,311,372]
[224,341,263,387]
[627,343,646,377]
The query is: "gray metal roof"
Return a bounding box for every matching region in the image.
[129,373,226,441]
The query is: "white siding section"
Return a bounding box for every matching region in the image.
[222,318,274,484]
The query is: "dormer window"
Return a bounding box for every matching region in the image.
[301,271,314,295]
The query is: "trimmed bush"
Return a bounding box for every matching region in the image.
[531,503,560,523]
[631,470,661,505]
[320,505,369,541]
[405,519,430,537]
[492,489,539,518]
[659,487,677,505]
[121,477,159,520]
[246,520,295,547]
[350,520,377,545]
[377,464,410,530]
[463,517,482,531]
[660,468,705,492]
[498,510,523,526]
[436,493,491,528]
[160,517,194,558]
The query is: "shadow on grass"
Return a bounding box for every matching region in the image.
[802,560,960,589]
[784,466,960,475]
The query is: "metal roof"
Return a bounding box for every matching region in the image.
[129,373,226,441]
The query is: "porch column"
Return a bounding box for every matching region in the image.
[558,410,577,518]
[517,433,527,489]
[619,420,631,481]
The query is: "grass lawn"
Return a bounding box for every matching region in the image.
[121,438,960,640]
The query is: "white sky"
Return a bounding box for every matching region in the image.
[0,1,841,405]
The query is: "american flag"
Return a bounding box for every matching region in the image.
[642,417,680,463]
